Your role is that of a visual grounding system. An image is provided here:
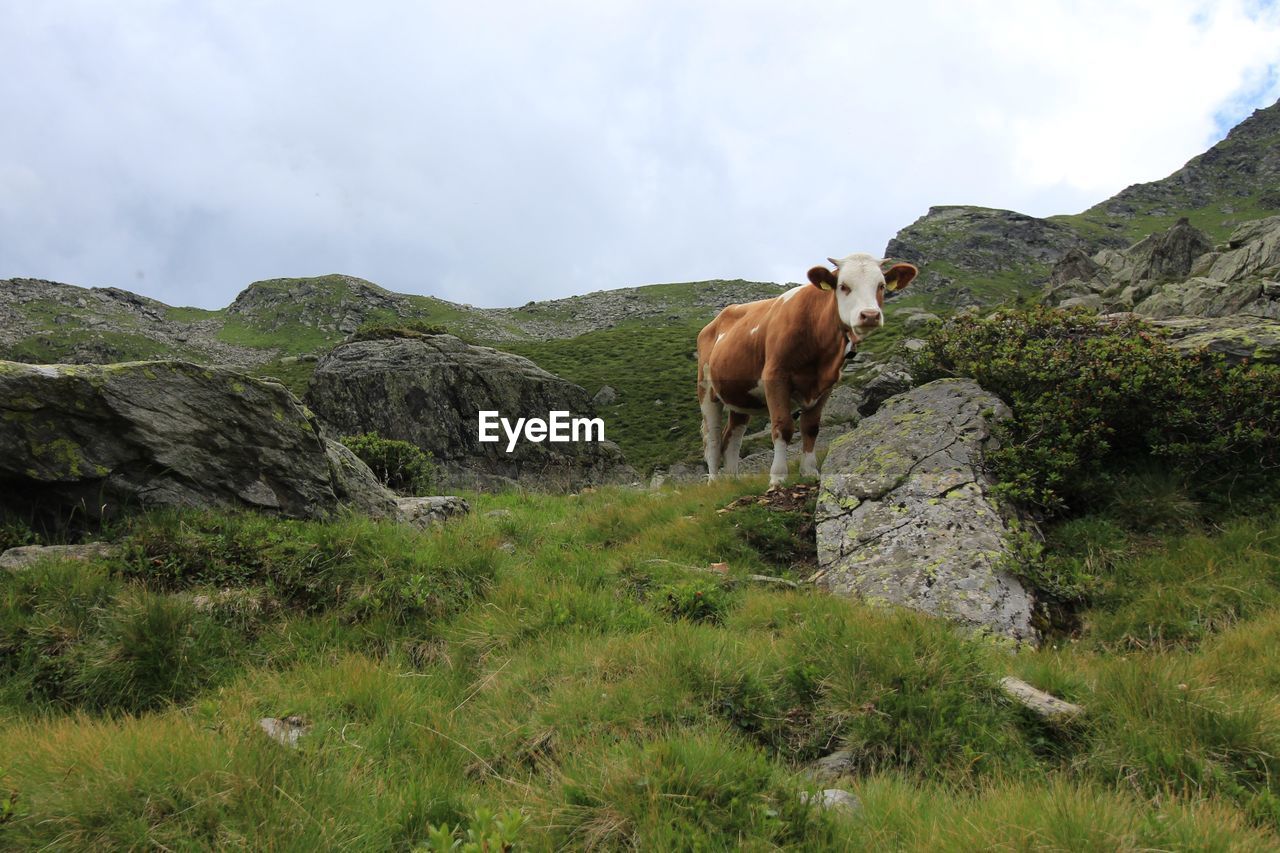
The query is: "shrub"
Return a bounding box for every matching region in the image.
[341,432,436,495]
[908,307,1280,517]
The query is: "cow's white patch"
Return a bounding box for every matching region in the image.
[749,325,759,335]
[779,285,805,302]
[769,437,788,486]
[701,396,722,480]
[722,423,747,476]
[800,450,819,478]
[478,410,604,453]
[716,333,725,344]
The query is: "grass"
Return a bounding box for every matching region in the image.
[502,317,708,473]
[1,480,1279,848]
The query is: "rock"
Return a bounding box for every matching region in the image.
[1126,217,1214,284]
[1133,277,1264,319]
[0,360,397,522]
[902,312,941,332]
[999,676,1084,723]
[304,336,636,491]
[0,542,112,571]
[821,385,863,428]
[854,361,914,418]
[1058,294,1103,312]
[259,715,311,748]
[1049,247,1109,291]
[484,509,513,519]
[1196,215,1280,283]
[807,750,857,783]
[814,379,1038,643]
[591,385,618,407]
[799,789,862,817]
[1147,315,1280,364]
[395,495,471,529]
[884,206,1089,305]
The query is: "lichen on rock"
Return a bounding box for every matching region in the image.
[814,379,1037,643]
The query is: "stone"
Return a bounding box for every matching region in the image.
[0,359,397,523]
[484,509,514,519]
[0,542,112,571]
[259,716,311,748]
[807,750,857,783]
[395,496,471,529]
[591,385,619,407]
[1147,315,1280,364]
[799,789,862,817]
[1058,294,1103,312]
[902,312,941,332]
[304,337,636,491]
[1199,215,1280,283]
[854,361,914,418]
[999,676,1084,723]
[814,379,1037,643]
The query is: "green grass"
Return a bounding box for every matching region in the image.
[502,317,708,473]
[1,481,1279,848]
[1052,193,1280,248]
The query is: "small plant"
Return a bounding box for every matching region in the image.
[340,431,436,495]
[418,806,526,852]
[654,580,727,624]
[0,518,37,552]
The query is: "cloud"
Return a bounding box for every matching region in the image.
[1,0,1278,308]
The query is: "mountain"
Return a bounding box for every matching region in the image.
[884,99,1280,307]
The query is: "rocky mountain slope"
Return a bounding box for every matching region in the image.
[885,99,1280,307]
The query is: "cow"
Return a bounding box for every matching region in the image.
[696,253,918,486]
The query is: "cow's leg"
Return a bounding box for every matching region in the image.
[720,411,750,477]
[701,393,723,481]
[798,393,830,479]
[763,377,794,487]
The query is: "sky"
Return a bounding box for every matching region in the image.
[3,1,1280,310]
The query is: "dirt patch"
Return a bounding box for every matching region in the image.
[720,483,818,573]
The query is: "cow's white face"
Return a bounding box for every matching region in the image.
[808,253,918,340]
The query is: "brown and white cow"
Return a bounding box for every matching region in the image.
[696,253,917,485]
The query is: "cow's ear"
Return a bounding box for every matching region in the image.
[807,266,837,291]
[883,263,918,292]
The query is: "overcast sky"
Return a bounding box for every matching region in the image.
[3,1,1280,309]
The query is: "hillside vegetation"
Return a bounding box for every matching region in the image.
[2,475,1279,848]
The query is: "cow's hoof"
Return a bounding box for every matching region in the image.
[799,466,819,479]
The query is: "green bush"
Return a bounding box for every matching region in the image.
[908,307,1280,517]
[341,432,436,495]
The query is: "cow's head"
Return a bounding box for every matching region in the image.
[807,253,917,339]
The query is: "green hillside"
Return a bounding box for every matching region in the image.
[2,477,1278,848]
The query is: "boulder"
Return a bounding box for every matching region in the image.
[304,336,636,491]
[591,385,619,407]
[1194,215,1280,283]
[1147,315,1280,364]
[814,379,1037,643]
[0,542,112,571]
[1133,278,1264,319]
[394,495,471,529]
[1127,217,1214,283]
[0,359,397,522]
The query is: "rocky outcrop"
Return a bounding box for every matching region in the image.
[1148,315,1280,364]
[0,359,397,522]
[1042,216,1280,321]
[813,379,1037,643]
[0,278,268,369]
[884,206,1089,305]
[395,495,471,529]
[305,336,636,491]
[1191,215,1280,283]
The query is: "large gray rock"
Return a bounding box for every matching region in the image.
[0,359,397,521]
[814,379,1037,643]
[1147,315,1280,364]
[1133,278,1265,319]
[1193,215,1280,283]
[305,335,636,491]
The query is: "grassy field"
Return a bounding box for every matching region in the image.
[2,479,1278,849]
